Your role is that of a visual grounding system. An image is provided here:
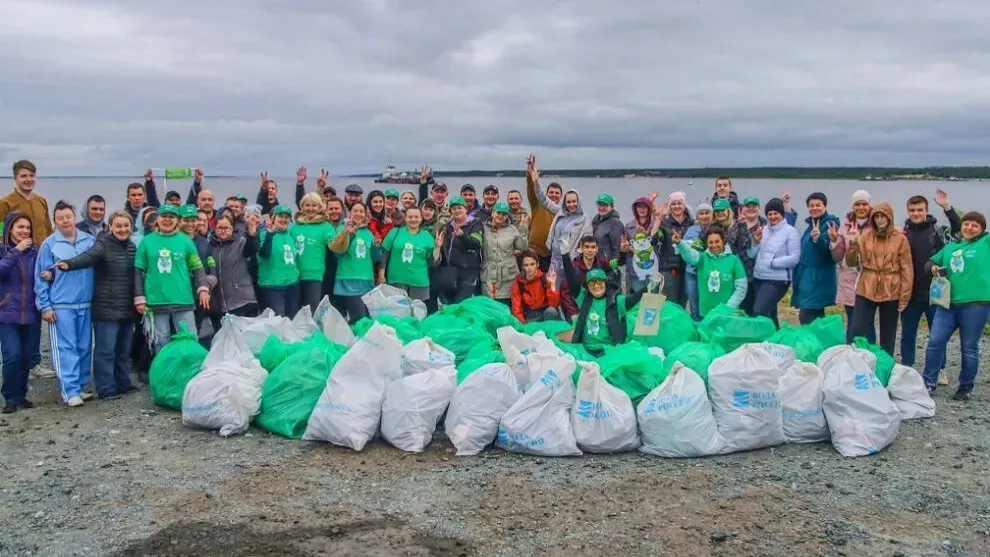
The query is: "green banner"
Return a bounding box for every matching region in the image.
[164,168,192,180]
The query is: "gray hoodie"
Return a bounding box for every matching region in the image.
[546,190,592,272]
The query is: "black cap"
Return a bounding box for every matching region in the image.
[165,190,181,199]
[460,183,475,193]
[483,184,499,194]
[344,184,363,195]
[431,181,447,192]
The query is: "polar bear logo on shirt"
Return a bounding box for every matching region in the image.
[707,270,721,292]
[355,238,368,259]
[295,234,306,256]
[587,311,602,336]
[157,248,173,274]
[401,242,415,263]
[950,249,965,273]
[282,243,295,265]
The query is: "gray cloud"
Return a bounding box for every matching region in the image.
[2,0,989,175]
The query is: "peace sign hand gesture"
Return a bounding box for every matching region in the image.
[826,222,840,244]
[316,169,330,190]
[810,220,821,242]
[846,221,859,243]
[260,170,269,187]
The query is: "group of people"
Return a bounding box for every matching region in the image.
[0,156,986,414]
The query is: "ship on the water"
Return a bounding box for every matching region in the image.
[374,162,420,184]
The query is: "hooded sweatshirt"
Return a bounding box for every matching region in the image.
[903,208,962,304]
[35,227,96,312]
[845,202,913,305]
[0,212,40,324]
[624,197,661,281]
[592,208,624,263]
[546,189,592,271]
[132,206,158,248]
[927,232,990,305]
[76,216,106,238]
[675,240,748,316]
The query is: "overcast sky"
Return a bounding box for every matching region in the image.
[2,0,989,175]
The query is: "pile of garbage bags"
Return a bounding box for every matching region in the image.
[146,287,936,458]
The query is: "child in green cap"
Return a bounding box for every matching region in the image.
[257,204,300,316]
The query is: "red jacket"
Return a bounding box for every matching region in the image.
[368,218,395,242]
[511,270,561,323]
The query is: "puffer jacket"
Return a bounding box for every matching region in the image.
[0,212,40,325]
[439,216,484,272]
[481,220,529,299]
[656,212,695,270]
[845,202,913,305]
[209,234,259,314]
[903,208,962,303]
[510,270,560,323]
[592,209,624,262]
[835,212,871,306]
[791,212,843,310]
[546,190,592,272]
[60,231,136,321]
[753,220,801,281]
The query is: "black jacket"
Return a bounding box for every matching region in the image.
[62,234,136,321]
[563,255,644,347]
[656,213,695,271]
[439,216,484,271]
[903,209,962,304]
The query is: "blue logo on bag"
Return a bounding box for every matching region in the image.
[732,390,779,409]
[642,308,658,326]
[575,400,611,419]
[854,373,881,391]
[640,394,692,415]
[497,427,546,449]
[539,369,561,391]
[732,390,750,408]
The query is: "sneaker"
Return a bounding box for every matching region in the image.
[81,392,95,401]
[951,390,971,401]
[2,404,17,414]
[66,396,84,407]
[98,393,120,400]
[30,365,56,379]
[938,372,950,386]
[19,400,34,409]
[926,386,936,395]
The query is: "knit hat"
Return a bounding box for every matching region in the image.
[852,190,872,204]
[695,202,713,214]
[668,191,687,204]
[712,198,731,212]
[764,198,785,216]
[586,269,607,284]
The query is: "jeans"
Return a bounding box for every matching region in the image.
[0,322,41,406]
[524,307,561,323]
[333,295,369,324]
[685,271,700,320]
[151,310,196,354]
[751,279,790,328]
[261,284,300,317]
[923,304,990,391]
[92,319,135,397]
[299,280,324,312]
[50,307,93,402]
[798,308,825,325]
[850,296,898,356]
[844,304,876,344]
[900,301,943,368]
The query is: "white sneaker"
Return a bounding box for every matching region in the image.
[81,392,95,401]
[30,366,57,379]
[66,396,84,407]
[938,372,950,386]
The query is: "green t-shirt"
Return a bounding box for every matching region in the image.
[290,221,335,281]
[258,229,300,287]
[382,227,435,287]
[335,227,378,281]
[134,231,204,307]
[931,233,990,305]
[695,251,746,316]
[575,291,631,353]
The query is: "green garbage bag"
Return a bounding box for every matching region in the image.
[149,324,208,410]
[626,301,699,354]
[258,332,334,372]
[697,304,777,353]
[440,297,520,335]
[853,337,895,386]
[767,323,825,363]
[456,351,508,384]
[465,334,501,362]
[419,313,462,332]
[432,326,495,365]
[806,314,845,349]
[552,338,597,363]
[255,343,344,439]
[660,341,726,386]
[595,342,667,405]
[351,314,423,344]
[521,320,573,338]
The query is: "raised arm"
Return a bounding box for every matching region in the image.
[62,236,107,271]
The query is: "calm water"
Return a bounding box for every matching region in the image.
[31,176,980,229]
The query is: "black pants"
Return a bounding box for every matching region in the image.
[538,255,552,273]
[444,271,479,304]
[299,280,323,312]
[739,280,757,316]
[844,304,876,344]
[333,295,369,324]
[660,268,686,307]
[751,279,790,328]
[850,296,898,356]
[798,308,825,325]
[208,303,259,337]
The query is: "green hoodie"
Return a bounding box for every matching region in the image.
[134,231,204,306]
[929,233,990,305]
[334,227,379,281]
[676,241,747,316]
[258,228,300,287]
[289,220,336,281]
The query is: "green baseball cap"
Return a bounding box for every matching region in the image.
[712,198,731,211]
[449,196,467,207]
[743,196,760,206]
[272,205,293,216]
[384,188,400,199]
[234,194,249,202]
[596,193,614,206]
[586,269,607,283]
[157,205,180,217]
[179,204,199,219]
[493,201,511,214]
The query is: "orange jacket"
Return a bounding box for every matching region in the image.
[510,270,560,323]
[845,202,914,305]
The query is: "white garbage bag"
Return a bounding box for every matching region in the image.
[227,311,289,355]
[497,354,581,456]
[320,299,357,347]
[497,327,559,369]
[411,300,428,321]
[708,343,785,454]
[820,348,901,457]
[638,363,724,458]
[445,364,522,456]
[516,351,567,392]
[381,366,456,452]
[302,323,403,450]
[400,338,456,376]
[313,295,333,330]
[571,362,639,453]
[762,343,796,370]
[362,284,415,319]
[283,306,318,343]
[778,361,829,443]
[203,317,256,370]
[887,364,936,420]
[818,344,877,373]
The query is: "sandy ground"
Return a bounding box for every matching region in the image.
[1,327,989,557]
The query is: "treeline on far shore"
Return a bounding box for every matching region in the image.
[405,166,990,180]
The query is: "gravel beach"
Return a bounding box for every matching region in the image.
[1,328,989,557]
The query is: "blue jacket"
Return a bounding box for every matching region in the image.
[0,212,40,325]
[35,228,95,312]
[753,221,801,281]
[791,212,841,310]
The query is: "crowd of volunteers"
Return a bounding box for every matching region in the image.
[0,156,987,413]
